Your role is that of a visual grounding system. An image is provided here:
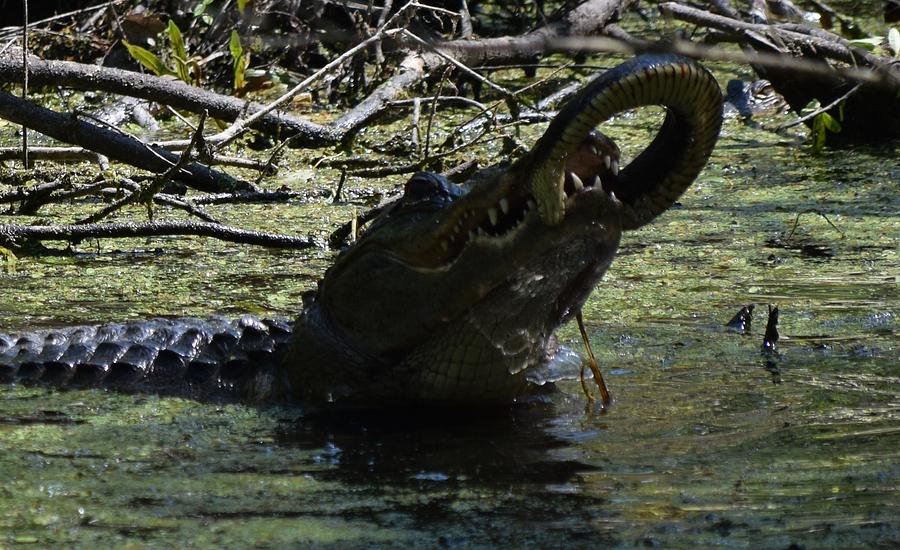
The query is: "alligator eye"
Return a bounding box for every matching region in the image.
[403,172,461,203]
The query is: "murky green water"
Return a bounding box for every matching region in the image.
[1,64,898,546]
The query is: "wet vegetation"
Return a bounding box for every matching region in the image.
[0,0,897,547]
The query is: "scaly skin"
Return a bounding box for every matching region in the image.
[0,55,723,406]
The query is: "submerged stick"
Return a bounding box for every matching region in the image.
[576,310,611,407]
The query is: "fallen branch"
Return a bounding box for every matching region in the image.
[0,221,315,250]
[103,179,219,224]
[0,90,257,193]
[331,0,635,141]
[76,111,213,224]
[658,2,898,82]
[0,52,337,145]
[658,1,900,143]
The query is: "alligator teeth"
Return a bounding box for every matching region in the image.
[603,155,611,169]
[589,144,599,156]
[610,159,619,176]
[610,190,622,206]
[468,230,477,240]
[488,207,498,226]
[499,198,509,215]
[453,222,462,234]
[591,175,601,190]
[527,199,536,210]
[441,240,449,251]
[559,189,568,201]
[571,173,584,191]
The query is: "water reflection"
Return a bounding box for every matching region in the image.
[279,400,596,487]
[273,400,623,545]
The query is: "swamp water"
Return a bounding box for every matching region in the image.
[0,85,897,548]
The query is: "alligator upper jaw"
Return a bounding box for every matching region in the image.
[383,132,626,272]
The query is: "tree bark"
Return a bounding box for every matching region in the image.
[0,91,257,193]
[0,52,338,145]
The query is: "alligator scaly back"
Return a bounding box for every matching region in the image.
[0,316,293,401]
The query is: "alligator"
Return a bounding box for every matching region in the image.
[0,55,723,406]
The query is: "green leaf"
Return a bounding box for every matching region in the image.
[847,37,882,51]
[230,31,247,91]
[810,115,826,153]
[229,30,243,60]
[122,40,175,77]
[237,0,251,14]
[820,112,842,133]
[799,99,821,117]
[167,20,190,83]
[193,0,214,17]
[889,28,900,57]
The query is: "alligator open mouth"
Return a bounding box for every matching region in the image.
[408,55,723,272]
[433,131,623,261]
[561,130,622,207]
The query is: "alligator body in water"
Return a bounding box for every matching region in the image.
[0,55,723,406]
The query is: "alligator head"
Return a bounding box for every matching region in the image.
[288,55,723,404]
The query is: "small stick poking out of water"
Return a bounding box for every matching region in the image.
[576,311,611,407]
[762,305,780,353]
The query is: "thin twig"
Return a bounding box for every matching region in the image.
[20,0,28,169]
[423,67,452,159]
[206,11,409,150]
[402,29,519,102]
[76,112,210,225]
[410,97,421,154]
[576,310,611,408]
[773,84,862,131]
[785,209,845,241]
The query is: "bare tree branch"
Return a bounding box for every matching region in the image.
[0,90,257,193]
[0,221,315,250]
[0,52,337,146]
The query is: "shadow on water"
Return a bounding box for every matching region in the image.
[268,401,620,546]
[279,401,596,486]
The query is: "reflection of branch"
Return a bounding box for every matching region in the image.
[0,221,315,250]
